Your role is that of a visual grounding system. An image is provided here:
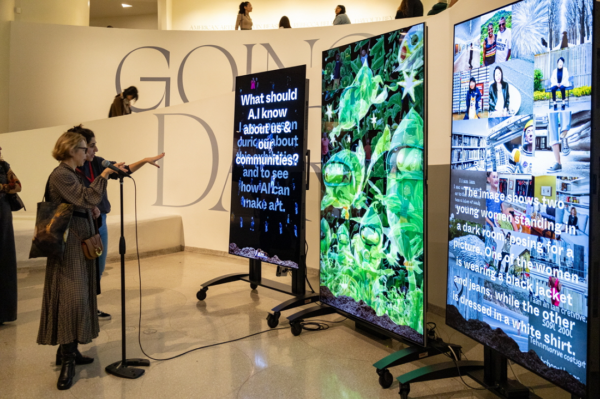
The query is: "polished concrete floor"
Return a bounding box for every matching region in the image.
[1,252,570,398]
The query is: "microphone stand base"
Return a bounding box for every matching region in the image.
[105,359,150,379]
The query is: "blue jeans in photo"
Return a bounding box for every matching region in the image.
[99,213,108,279]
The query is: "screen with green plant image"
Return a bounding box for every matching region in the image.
[320,23,426,345]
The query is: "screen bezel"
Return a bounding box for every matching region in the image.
[227,65,308,270]
[319,22,428,347]
[445,2,598,396]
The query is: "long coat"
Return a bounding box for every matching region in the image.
[0,161,21,323]
[37,163,107,345]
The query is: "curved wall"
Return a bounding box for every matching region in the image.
[3,0,514,310]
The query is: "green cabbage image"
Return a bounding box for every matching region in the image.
[320,25,425,341]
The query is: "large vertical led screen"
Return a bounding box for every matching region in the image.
[447,1,593,395]
[320,24,426,345]
[229,65,307,269]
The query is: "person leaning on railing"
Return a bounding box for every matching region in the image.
[236,2,253,30]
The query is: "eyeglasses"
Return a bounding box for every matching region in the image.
[77,147,88,152]
[499,22,506,26]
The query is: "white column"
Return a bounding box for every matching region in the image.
[158,0,171,30]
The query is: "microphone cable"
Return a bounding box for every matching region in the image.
[129,178,341,361]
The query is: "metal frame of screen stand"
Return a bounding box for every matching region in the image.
[439,2,599,399]
[196,75,319,327]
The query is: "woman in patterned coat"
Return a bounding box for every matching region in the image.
[0,145,22,325]
[37,132,124,390]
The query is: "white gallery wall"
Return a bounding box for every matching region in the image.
[3,0,515,310]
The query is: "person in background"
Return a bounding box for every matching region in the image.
[333,52,342,89]
[483,22,497,66]
[495,16,511,62]
[322,132,331,164]
[360,48,369,67]
[464,77,481,120]
[488,66,510,117]
[37,132,126,390]
[485,171,502,229]
[427,0,447,16]
[333,5,351,25]
[0,145,22,326]
[109,86,138,118]
[235,2,253,30]
[567,207,578,230]
[548,266,562,307]
[550,57,570,111]
[496,231,511,278]
[279,16,291,29]
[69,125,165,321]
[468,43,474,70]
[395,0,424,19]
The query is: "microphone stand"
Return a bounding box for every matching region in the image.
[106,173,150,379]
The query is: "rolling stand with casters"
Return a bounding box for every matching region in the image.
[196,258,320,328]
[373,337,464,389]
[286,304,337,336]
[105,173,150,379]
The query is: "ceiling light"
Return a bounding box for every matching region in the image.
[122,4,132,7]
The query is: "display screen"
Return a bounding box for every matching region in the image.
[447,1,592,395]
[229,65,307,269]
[320,24,426,345]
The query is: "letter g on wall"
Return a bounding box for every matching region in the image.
[115,46,171,112]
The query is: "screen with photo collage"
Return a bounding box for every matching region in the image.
[447,1,593,396]
[320,24,426,345]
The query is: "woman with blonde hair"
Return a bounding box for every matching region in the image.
[236,2,253,30]
[37,132,125,390]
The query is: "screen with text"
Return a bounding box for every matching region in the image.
[229,65,307,269]
[447,1,592,396]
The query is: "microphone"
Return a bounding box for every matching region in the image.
[101,159,130,177]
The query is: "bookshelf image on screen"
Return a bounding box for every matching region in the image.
[446,1,593,396]
[320,23,426,345]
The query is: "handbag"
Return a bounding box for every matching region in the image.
[78,217,103,260]
[29,180,74,259]
[1,161,25,212]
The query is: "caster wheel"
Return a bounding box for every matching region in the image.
[250,283,258,290]
[291,321,303,336]
[377,368,393,389]
[267,312,280,328]
[196,288,207,301]
[399,382,410,399]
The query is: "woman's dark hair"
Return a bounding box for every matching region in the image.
[557,56,565,65]
[493,66,504,84]
[279,16,291,28]
[337,5,346,14]
[398,0,408,15]
[469,77,476,87]
[123,86,139,101]
[68,124,95,144]
[239,2,250,14]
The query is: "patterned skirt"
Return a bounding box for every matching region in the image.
[37,214,99,346]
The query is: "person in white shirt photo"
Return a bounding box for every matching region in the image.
[495,16,511,63]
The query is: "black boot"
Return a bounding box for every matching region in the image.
[56,344,94,366]
[57,342,77,390]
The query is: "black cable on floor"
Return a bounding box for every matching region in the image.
[131,178,291,362]
[304,240,315,293]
